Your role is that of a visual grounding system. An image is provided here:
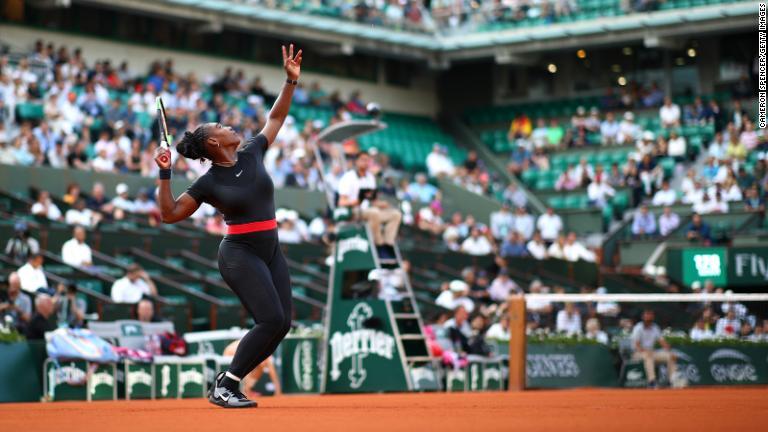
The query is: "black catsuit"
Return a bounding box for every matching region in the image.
[185,134,291,378]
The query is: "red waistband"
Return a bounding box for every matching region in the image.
[226,219,278,235]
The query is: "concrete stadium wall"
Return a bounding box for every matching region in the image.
[0,24,438,116]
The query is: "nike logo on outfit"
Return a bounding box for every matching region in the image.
[235,170,243,177]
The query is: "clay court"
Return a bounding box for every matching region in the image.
[1,387,765,432]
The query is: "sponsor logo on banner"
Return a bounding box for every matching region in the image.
[483,366,502,389]
[671,349,701,383]
[733,253,768,281]
[160,365,172,397]
[708,349,758,383]
[337,236,369,262]
[410,367,437,390]
[693,253,723,278]
[128,370,153,392]
[329,303,395,389]
[293,340,315,392]
[89,371,115,395]
[526,354,580,378]
[52,364,87,385]
[179,368,204,389]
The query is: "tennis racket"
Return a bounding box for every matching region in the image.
[156,97,171,165]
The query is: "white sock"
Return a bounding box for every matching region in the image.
[225,371,241,382]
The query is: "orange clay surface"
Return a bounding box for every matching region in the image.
[1,387,766,432]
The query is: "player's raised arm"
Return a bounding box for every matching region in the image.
[154,147,200,223]
[260,44,303,146]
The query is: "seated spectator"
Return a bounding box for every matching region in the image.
[744,186,766,213]
[690,317,714,341]
[587,177,615,209]
[617,112,640,145]
[62,183,81,205]
[17,253,48,295]
[556,302,582,335]
[685,213,711,244]
[111,183,136,215]
[61,226,93,268]
[725,135,747,161]
[26,294,55,340]
[91,148,115,172]
[651,180,677,206]
[426,144,455,177]
[630,309,678,388]
[536,207,563,244]
[86,182,115,215]
[595,287,621,317]
[444,305,473,354]
[659,96,681,128]
[417,202,444,235]
[721,297,748,320]
[500,231,528,258]
[488,269,520,303]
[490,203,514,240]
[461,227,493,256]
[682,180,705,205]
[53,282,86,328]
[547,119,565,148]
[512,206,535,240]
[636,131,655,156]
[563,232,596,262]
[503,183,527,209]
[526,231,548,260]
[667,130,687,160]
[133,189,159,214]
[715,309,741,338]
[547,235,567,260]
[4,221,40,262]
[407,173,438,204]
[531,118,549,148]
[136,299,160,323]
[65,198,102,228]
[277,218,303,244]
[509,113,532,139]
[585,318,609,344]
[571,157,594,185]
[205,212,226,235]
[111,264,158,303]
[0,272,32,332]
[435,280,474,313]
[658,206,680,236]
[31,190,62,221]
[631,204,657,237]
[526,280,553,330]
[600,112,620,145]
[485,314,511,341]
[555,168,580,191]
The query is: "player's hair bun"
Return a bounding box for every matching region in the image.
[176,127,208,161]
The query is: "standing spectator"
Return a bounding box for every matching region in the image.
[111,264,158,303]
[503,183,527,209]
[4,221,40,261]
[652,180,677,206]
[563,232,596,262]
[556,302,582,335]
[631,310,678,388]
[659,96,681,128]
[490,203,514,240]
[686,213,711,244]
[61,226,93,268]
[337,151,401,258]
[658,206,680,236]
[526,231,549,260]
[512,206,535,240]
[631,204,657,237]
[461,227,493,256]
[547,235,567,259]
[488,269,520,302]
[536,207,563,244]
[17,253,48,295]
[31,190,62,221]
[600,112,620,145]
[25,294,55,340]
[0,272,32,331]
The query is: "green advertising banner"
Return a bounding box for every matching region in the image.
[44,360,89,401]
[124,362,154,399]
[322,224,410,393]
[667,246,768,287]
[154,363,179,398]
[281,336,321,394]
[670,344,768,386]
[526,344,619,388]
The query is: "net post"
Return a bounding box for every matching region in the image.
[507,294,526,392]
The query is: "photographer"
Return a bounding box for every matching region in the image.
[4,221,40,262]
[0,272,32,332]
[53,282,87,328]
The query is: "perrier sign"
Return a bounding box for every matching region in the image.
[322,224,409,393]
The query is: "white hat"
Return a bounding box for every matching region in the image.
[286,210,299,221]
[643,131,655,141]
[624,111,635,121]
[691,281,702,290]
[312,119,324,130]
[596,286,607,294]
[292,148,307,160]
[275,208,288,222]
[116,183,129,195]
[449,280,469,292]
